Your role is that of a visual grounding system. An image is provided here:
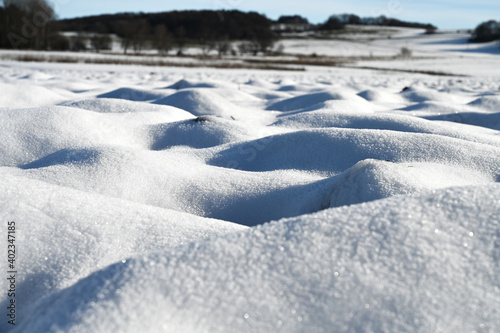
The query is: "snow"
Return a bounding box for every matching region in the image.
[1,29,500,332]
[9,185,500,333]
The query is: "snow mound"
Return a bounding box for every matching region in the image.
[0,171,244,332]
[14,144,328,225]
[358,89,406,104]
[282,98,375,115]
[154,89,242,118]
[0,106,152,166]
[400,86,468,104]
[398,101,471,116]
[208,128,500,177]
[468,95,500,112]
[166,78,233,90]
[267,91,364,111]
[423,112,500,131]
[274,80,314,92]
[245,78,278,89]
[149,116,260,149]
[273,110,500,146]
[13,185,500,333]
[274,109,428,130]
[0,82,66,108]
[98,87,169,101]
[203,87,262,105]
[20,147,102,169]
[329,159,491,207]
[61,98,193,118]
[20,71,54,81]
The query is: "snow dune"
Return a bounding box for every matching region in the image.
[0,62,499,332]
[11,184,500,333]
[98,87,171,101]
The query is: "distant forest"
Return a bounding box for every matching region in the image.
[2,0,472,55]
[314,14,437,32]
[58,10,275,54]
[59,11,273,42]
[58,11,437,41]
[57,11,437,54]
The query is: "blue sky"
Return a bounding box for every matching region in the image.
[52,0,500,29]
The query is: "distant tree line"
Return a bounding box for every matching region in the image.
[58,11,438,54]
[1,4,440,54]
[274,13,436,33]
[470,20,500,43]
[277,15,309,25]
[316,14,437,32]
[58,10,276,55]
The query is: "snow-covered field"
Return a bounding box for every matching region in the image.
[1,29,500,332]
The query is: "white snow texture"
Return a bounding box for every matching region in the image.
[1,36,500,333]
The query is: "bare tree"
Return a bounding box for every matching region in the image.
[216,36,231,56]
[70,32,87,51]
[200,39,215,56]
[200,31,216,56]
[153,24,172,55]
[175,26,187,55]
[256,37,274,55]
[91,34,111,52]
[116,19,150,54]
[115,20,133,54]
[238,41,259,56]
[252,27,275,55]
[90,22,111,52]
[131,19,150,54]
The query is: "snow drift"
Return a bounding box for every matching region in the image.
[11,185,500,333]
[0,61,499,333]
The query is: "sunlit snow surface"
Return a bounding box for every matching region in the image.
[0,59,499,332]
